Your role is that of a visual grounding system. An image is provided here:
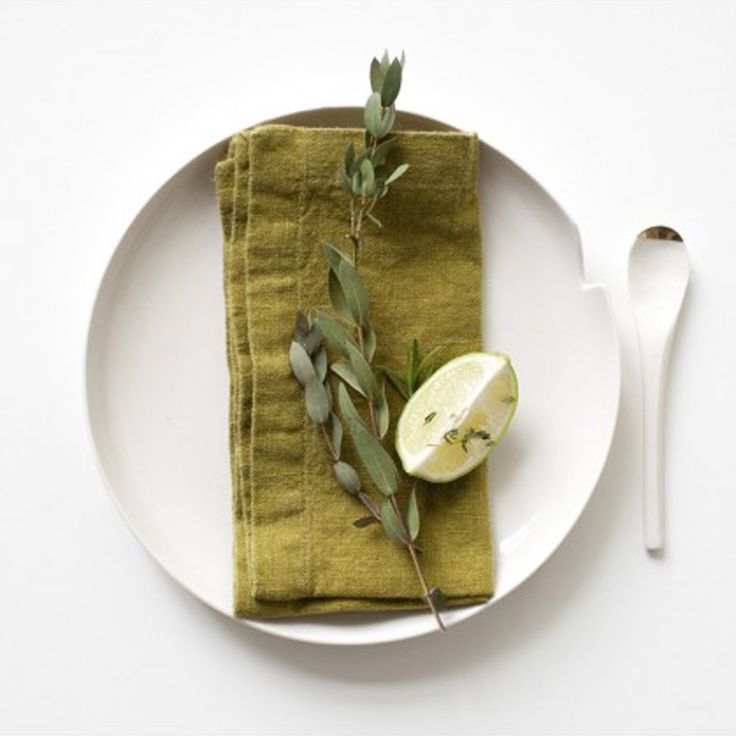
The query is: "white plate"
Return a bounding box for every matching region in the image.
[85,109,620,645]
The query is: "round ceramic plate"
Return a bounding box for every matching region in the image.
[86,109,620,645]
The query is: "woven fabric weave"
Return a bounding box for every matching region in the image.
[215,124,493,618]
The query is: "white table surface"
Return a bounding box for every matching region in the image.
[2,1,735,734]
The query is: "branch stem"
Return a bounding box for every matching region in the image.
[389,494,445,632]
[319,423,338,461]
[407,540,446,632]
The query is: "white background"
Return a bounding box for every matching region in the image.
[1,1,735,734]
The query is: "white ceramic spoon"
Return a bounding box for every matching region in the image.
[629,226,690,552]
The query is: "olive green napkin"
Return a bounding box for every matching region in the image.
[215,124,493,618]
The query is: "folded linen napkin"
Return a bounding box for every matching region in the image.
[215,124,493,618]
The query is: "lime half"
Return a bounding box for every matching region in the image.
[395,352,518,483]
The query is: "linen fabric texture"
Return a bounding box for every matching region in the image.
[215,124,493,618]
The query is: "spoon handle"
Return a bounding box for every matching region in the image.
[639,328,674,551]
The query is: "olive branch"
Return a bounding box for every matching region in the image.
[289,51,446,631]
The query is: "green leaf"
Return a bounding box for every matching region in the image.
[295,310,310,341]
[385,162,409,185]
[407,338,421,393]
[337,259,369,325]
[349,148,372,177]
[381,365,410,401]
[379,106,397,139]
[346,342,378,399]
[351,171,362,195]
[363,325,377,361]
[411,339,422,378]
[364,92,383,138]
[333,461,361,494]
[344,140,355,174]
[380,50,390,73]
[407,487,420,541]
[429,587,448,610]
[381,58,402,106]
[422,364,438,383]
[315,311,354,358]
[358,491,380,518]
[289,341,315,386]
[360,158,375,197]
[339,168,351,193]
[376,104,396,139]
[369,57,384,93]
[330,412,343,457]
[380,498,409,545]
[313,348,328,382]
[338,384,398,495]
[322,241,351,271]
[330,362,366,397]
[328,269,356,325]
[371,137,396,167]
[418,345,442,380]
[302,323,322,355]
[353,515,378,528]
[366,212,383,229]
[400,50,406,69]
[324,379,333,411]
[305,378,330,424]
[376,382,390,439]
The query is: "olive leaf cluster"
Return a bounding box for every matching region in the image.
[290,312,329,424]
[290,310,379,521]
[290,300,423,543]
[319,243,389,435]
[339,51,409,246]
[315,240,423,549]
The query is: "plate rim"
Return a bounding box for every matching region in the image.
[84,107,622,646]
